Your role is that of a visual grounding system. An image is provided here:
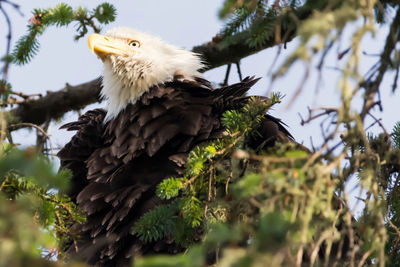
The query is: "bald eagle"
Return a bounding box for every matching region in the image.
[58,27,294,266]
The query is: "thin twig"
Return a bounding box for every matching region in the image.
[296,245,304,267]
[235,61,243,81]
[299,106,338,126]
[357,249,372,267]
[204,163,213,218]
[0,178,7,191]
[286,61,311,109]
[8,122,54,158]
[392,61,399,93]
[225,160,233,196]
[266,44,283,77]
[343,196,356,267]
[233,150,307,163]
[215,132,241,156]
[2,0,23,16]
[314,41,334,101]
[367,111,392,144]
[183,173,201,187]
[222,64,231,86]
[10,91,42,99]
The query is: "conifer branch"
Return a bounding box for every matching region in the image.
[11,3,116,65]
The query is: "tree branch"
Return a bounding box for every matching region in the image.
[7,5,315,126]
[360,7,400,119]
[8,78,102,125]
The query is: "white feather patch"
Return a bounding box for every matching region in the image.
[100,27,205,121]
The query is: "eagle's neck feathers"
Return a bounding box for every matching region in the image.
[101,37,204,121]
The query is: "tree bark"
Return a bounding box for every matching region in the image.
[8,78,102,125]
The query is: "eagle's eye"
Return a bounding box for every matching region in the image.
[129,40,140,47]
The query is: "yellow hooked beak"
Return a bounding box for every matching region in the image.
[88,33,128,59]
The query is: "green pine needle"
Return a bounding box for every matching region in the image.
[156,178,183,200]
[392,121,400,148]
[180,196,203,228]
[42,3,74,26]
[11,30,40,65]
[132,201,179,243]
[94,3,117,24]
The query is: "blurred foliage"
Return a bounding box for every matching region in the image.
[0,144,86,266]
[136,111,400,267]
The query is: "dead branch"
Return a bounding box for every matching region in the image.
[360,7,400,119]
[8,122,54,157]
[7,78,102,126]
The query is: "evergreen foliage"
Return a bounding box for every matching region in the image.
[156,178,183,200]
[217,0,302,48]
[217,0,396,49]
[0,145,85,266]
[132,96,283,249]
[393,122,400,148]
[11,2,116,65]
[132,200,179,243]
[385,123,400,266]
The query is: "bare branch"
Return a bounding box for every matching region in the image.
[8,122,54,157]
[8,78,102,126]
[221,63,231,86]
[360,7,400,119]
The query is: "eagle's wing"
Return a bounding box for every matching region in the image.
[58,77,293,266]
[58,109,106,201]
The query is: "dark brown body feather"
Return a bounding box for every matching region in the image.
[58,77,293,266]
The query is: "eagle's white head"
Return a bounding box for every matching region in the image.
[88,27,204,121]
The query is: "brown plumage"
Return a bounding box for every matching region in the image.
[58,76,293,266]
